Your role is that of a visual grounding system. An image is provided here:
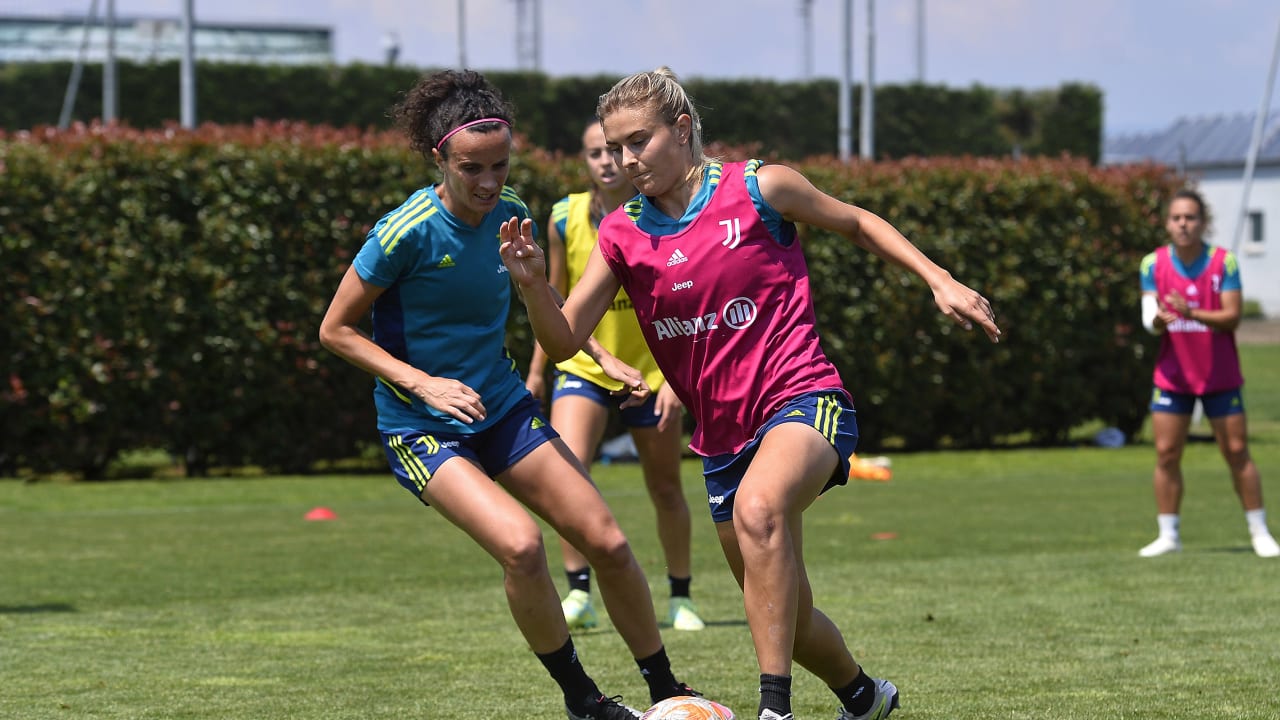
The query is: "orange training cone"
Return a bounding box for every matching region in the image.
[848,453,892,482]
[304,506,338,521]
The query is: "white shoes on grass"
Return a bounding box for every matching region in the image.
[1138,532,1280,558]
[1138,535,1182,557]
[1252,532,1280,558]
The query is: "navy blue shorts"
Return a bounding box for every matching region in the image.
[701,391,858,523]
[1150,386,1244,418]
[551,370,661,428]
[379,394,559,504]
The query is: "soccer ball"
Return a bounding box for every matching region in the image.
[640,695,735,720]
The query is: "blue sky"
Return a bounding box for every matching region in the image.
[7,0,1280,136]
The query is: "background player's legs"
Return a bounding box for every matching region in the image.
[1210,412,1262,510]
[549,394,610,628]
[1208,412,1279,556]
[1141,411,1191,556]
[422,455,567,651]
[631,418,703,630]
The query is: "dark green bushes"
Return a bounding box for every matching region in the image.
[0,123,1175,477]
[2,61,1102,161]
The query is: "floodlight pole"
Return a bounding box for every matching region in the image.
[916,0,925,82]
[534,0,542,71]
[180,0,196,128]
[104,0,117,122]
[458,0,467,68]
[58,0,100,129]
[838,0,853,161]
[860,0,875,160]
[799,0,814,80]
[1232,17,1280,253]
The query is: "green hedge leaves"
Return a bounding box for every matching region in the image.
[1,124,1175,477]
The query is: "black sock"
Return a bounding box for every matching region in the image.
[536,638,599,709]
[668,575,692,599]
[567,567,591,594]
[759,673,792,717]
[834,670,877,716]
[636,646,681,702]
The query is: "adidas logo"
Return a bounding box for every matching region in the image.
[529,417,546,430]
[785,409,805,418]
[437,254,455,268]
[666,249,689,266]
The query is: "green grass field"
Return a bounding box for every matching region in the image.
[3,346,1280,719]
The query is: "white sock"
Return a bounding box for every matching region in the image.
[1157,513,1180,539]
[1245,508,1270,537]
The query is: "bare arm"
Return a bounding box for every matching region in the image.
[319,265,487,423]
[756,163,1001,342]
[525,215,571,400]
[510,217,649,403]
[500,217,621,362]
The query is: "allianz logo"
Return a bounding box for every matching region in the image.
[653,312,718,339]
[1166,317,1209,333]
[651,297,758,341]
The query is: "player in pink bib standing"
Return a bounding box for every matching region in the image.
[1138,188,1279,558]
[501,67,1001,720]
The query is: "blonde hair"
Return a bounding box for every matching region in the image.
[597,67,708,164]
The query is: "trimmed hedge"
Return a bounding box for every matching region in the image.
[1,61,1103,162]
[0,123,1175,477]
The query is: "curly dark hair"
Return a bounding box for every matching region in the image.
[1168,187,1212,230]
[390,69,514,159]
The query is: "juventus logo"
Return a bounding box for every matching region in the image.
[719,218,742,249]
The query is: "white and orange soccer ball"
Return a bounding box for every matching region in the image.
[640,695,735,720]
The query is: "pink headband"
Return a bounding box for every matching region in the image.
[434,117,511,151]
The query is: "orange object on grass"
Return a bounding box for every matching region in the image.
[848,453,892,482]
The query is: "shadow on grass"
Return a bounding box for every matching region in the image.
[572,619,749,637]
[0,602,76,614]
[658,619,749,630]
[1197,546,1260,555]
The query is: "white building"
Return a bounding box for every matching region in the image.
[1105,110,1280,317]
[0,13,332,65]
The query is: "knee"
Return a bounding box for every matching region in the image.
[732,495,784,548]
[1154,443,1183,469]
[1221,443,1251,470]
[497,531,547,580]
[579,524,634,573]
[647,478,687,513]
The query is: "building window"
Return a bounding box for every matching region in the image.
[1245,210,1265,256]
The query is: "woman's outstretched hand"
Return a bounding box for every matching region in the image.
[499,217,545,287]
[932,277,1002,343]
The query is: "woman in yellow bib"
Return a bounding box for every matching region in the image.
[528,118,705,632]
